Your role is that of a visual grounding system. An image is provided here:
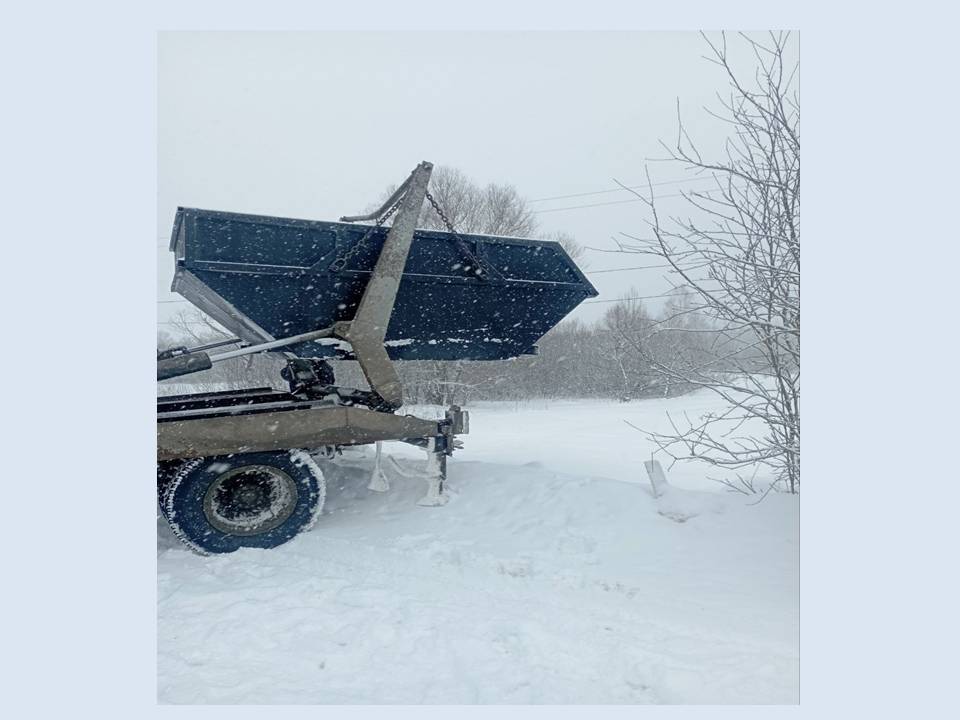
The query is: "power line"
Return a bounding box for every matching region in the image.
[583,291,694,305]
[528,176,716,203]
[531,188,722,215]
[585,265,673,274]
[153,181,726,246]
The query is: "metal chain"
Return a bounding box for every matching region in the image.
[425,190,458,236]
[333,187,503,280]
[425,190,504,281]
[330,196,404,272]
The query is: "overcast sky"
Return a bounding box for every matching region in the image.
[158,31,783,327]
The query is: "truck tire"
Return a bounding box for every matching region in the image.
[157,459,189,514]
[161,450,325,555]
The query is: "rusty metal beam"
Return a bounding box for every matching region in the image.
[335,160,433,408]
[157,405,443,461]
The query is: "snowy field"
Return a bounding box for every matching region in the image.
[158,392,799,704]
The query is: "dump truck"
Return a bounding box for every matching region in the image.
[157,161,597,554]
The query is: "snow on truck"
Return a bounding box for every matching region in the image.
[157,161,598,554]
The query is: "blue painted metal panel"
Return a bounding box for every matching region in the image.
[170,208,598,361]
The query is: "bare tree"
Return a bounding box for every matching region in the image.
[617,32,800,494]
[165,308,231,345]
[601,291,653,401]
[159,309,282,391]
[408,166,539,238]
[545,230,587,266]
[379,165,582,252]
[412,166,485,233]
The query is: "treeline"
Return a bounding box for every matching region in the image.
[158,289,759,405]
[387,293,721,405]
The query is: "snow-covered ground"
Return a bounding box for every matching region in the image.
[158,393,799,704]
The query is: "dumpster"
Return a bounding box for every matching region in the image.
[170,207,597,361]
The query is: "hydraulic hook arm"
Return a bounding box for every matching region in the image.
[334,160,433,408]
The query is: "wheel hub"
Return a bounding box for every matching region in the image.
[202,465,298,536]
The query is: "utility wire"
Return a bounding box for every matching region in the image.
[583,291,695,305]
[586,265,673,274]
[528,176,716,203]
[531,188,722,215]
[153,181,728,245]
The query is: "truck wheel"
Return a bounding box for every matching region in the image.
[162,450,325,555]
[157,459,189,514]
